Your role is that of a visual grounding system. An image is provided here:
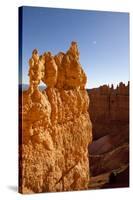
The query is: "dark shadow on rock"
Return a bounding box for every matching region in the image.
[102,167,129,189]
[109,172,116,184]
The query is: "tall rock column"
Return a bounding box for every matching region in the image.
[19,42,92,193]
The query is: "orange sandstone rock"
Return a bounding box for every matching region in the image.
[42,52,58,88]
[88,82,129,140]
[19,42,92,193]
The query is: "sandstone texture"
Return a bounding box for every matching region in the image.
[19,42,92,193]
[88,82,129,140]
[88,83,129,187]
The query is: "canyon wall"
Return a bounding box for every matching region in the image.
[19,42,92,193]
[88,83,129,179]
[88,82,129,140]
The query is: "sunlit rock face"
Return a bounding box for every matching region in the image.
[19,42,92,194]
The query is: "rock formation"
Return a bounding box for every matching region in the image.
[19,42,92,194]
[87,83,129,187]
[87,82,129,140]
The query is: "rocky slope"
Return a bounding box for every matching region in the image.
[88,83,129,188]
[19,42,92,193]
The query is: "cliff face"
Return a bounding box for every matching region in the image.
[88,83,129,140]
[87,83,129,183]
[19,42,92,193]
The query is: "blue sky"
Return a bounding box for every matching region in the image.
[20,6,129,88]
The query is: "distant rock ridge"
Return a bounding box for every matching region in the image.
[87,82,129,140]
[19,42,92,193]
[88,82,129,181]
[88,82,129,96]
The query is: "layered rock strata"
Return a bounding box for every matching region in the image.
[88,82,129,140]
[19,42,92,193]
[88,83,129,182]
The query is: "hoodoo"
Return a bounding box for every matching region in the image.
[19,42,92,193]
